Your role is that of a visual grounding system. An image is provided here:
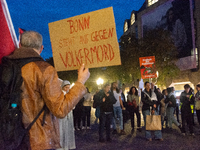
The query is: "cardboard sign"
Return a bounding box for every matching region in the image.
[48,7,121,71]
[139,56,157,79]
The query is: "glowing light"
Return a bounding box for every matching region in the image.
[96,78,104,85]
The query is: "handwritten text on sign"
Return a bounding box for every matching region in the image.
[49,7,121,71]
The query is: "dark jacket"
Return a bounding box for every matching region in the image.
[141,89,158,111]
[165,94,176,108]
[180,91,194,114]
[96,90,116,113]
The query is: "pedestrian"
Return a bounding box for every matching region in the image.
[161,89,167,128]
[127,86,141,134]
[97,83,117,142]
[189,88,195,126]
[172,87,180,123]
[58,80,75,150]
[93,90,100,124]
[120,88,129,128]
[180,84,194,136]
[195,84,200,125]
[2,31,90,150]
[141,81,163,141]
[111,82,126,135]
[165,87,181,131]
[82,87,93,129]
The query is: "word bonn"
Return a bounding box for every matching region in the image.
[67,16,90,34]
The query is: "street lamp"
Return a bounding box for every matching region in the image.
[96,78,104,89]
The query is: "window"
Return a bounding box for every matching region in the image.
[124,21,128,33]
[148,0,158,6]
[131,13,135,25]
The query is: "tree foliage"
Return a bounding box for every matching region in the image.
[119,28,180,86]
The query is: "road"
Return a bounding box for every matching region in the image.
[74,108,200,150]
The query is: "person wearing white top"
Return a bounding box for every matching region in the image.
[82,87,93,129]
[111,82,126,135]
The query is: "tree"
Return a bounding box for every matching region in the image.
[119,28,180,86]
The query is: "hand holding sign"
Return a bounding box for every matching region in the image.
[77,64,90,84]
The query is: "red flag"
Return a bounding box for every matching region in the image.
[19,28,25,35]
[0,0,18,63]
[18,28,25,44]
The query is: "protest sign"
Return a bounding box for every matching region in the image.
[48,7,121,71]
[139,56,157,79]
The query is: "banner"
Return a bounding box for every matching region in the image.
[0,0,18,63]
[48,7,121,71]
[139,56,157,79]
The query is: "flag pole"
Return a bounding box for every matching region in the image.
[1,0,18,48]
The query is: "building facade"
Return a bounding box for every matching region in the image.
[122,0,200,91]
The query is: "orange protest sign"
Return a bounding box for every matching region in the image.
[139,56,157,79]
[48,7,121,71]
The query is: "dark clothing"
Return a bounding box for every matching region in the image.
[141,89,158,111]
[180,91,194,134]
[97,90,116,141]
[99,113,113,140]
[130,106,141,129]
[181,113,193,134]
[180,91,194,115]
[175,103,180,122]
[165,94,176,108]
[97,90,117,113]
[73,97,84,129]
[196,110,200,125]
[93,94,98,108]
[82,106,91,127]
[73,109,82,129]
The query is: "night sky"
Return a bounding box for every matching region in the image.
[7,0,145,59]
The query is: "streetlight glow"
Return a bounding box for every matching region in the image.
[96,78,104,87]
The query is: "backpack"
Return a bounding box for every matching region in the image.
[0,57,45,150]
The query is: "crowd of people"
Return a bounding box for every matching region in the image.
[63,80,200,146]
[1,30,199,150]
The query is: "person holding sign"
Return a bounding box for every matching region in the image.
[9,31,90,150]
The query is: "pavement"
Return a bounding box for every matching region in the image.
[74,108,200,150]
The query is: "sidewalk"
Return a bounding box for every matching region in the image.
[74,108,200,150]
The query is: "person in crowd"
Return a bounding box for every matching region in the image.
[73,97,84,131]
[172,87,180,123]
[195,84,200,125]
[5,31,90,150]
[141,81,163,141]
[58,80,75,150]
[120,88,129,128]
[160,89,167,129]
[180,84,194,136]
[165,87,181,131]
[93,90,100,124]
[96,83,117,142]
[189,88,195,126]
[82,87,93,129]
[111,82,126,135]
[127,86,141,134]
